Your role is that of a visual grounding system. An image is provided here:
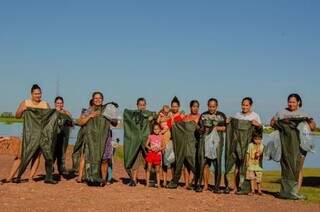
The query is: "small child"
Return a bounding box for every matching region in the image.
[145,124,165,188]
[246,133,264,195]
[157,105,173,187]
[157,105,172,136]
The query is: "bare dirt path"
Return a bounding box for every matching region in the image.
[0,153,319,212]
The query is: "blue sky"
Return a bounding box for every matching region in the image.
[0,0,319,123]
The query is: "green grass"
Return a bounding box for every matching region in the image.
[115,145,124,160]
[263,128,274,134]
[263,168,320,203]
[313,131,320,136]
[0,117,23,124]
[114,145,319,203]
[225,168,320,203]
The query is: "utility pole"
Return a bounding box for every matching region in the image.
[56,74,60,97]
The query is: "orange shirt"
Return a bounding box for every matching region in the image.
[25,99,49,109]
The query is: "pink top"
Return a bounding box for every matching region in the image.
[148,134,163,156]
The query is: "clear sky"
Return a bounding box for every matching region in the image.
[0,0,319,123]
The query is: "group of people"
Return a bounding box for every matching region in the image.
[0,84,317,200]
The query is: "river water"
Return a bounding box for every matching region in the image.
[1,123,319,170]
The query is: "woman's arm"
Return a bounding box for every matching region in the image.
[251,119,262,128]
[307,119,317,131]
[270,117,277,128]
[77,111,100,126]
[15,101,27,118]
[215,126,226,132]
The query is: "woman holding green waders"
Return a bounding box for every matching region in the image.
[6,84,50,183]
[224,97,262,194]
[77,92,117,186]
[270,94,316,200]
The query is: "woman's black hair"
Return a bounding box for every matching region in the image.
[171,96,180,107]
[54,96,64,103]
[242,97,253,105]
[287,93,302,107]
[190,100,199,108]
[208,98,218,106]
[89,99,94,107]
[92,91,104,100]
[31,84,41,93]
[136,97,146,105]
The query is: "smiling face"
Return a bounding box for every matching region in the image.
[190,103,199,115]
[137,100,146,111]
[55,99,64,111]
[208,100,217,114]
[288,97,299,111]
[171,102,180,114]
[153,124,161,135]
[31,89,42,103]
[92,93,103,107]
[241,100,252,114]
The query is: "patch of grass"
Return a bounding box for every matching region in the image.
[0,117,23,124]
[263,128,274,134]
[114,144,319,202]
[115,145,124,160]
[226,168,320,203]
[263,168,320,203]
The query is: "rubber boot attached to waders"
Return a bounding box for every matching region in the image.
[44,160,57,184]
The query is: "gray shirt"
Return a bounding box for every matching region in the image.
[275,109,310,120]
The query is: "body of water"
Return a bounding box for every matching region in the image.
[1,123,319,170]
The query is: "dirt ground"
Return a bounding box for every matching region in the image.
[0,148,319,212]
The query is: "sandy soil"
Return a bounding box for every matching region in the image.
[0,144,319,212]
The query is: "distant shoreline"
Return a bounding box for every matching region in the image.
[1,117,319,135]
[0,117,23,124]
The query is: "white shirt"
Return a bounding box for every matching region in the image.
[234,111,262,124]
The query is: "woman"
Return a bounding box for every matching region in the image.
[53,96,72,178]
[167,97,198,189]
[196,98,226,193]
[270,94,316,199]
[6,84,50,183]
[167,96,185,129]
[123,98,156,186]
[225,97,262,194]
[182,100,200,189]
[165,96,184,187]
[77,92,117,186]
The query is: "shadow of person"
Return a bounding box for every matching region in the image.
[301,177,320,187]
[119,177,131,185]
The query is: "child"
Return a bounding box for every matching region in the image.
[246,133,264,195]
[157,105,172,137]
[145,124,165,188]
[106,138,120,184]
[157,105,173,187]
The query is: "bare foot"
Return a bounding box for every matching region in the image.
[75,178,83,183]
[248,191,255,196]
